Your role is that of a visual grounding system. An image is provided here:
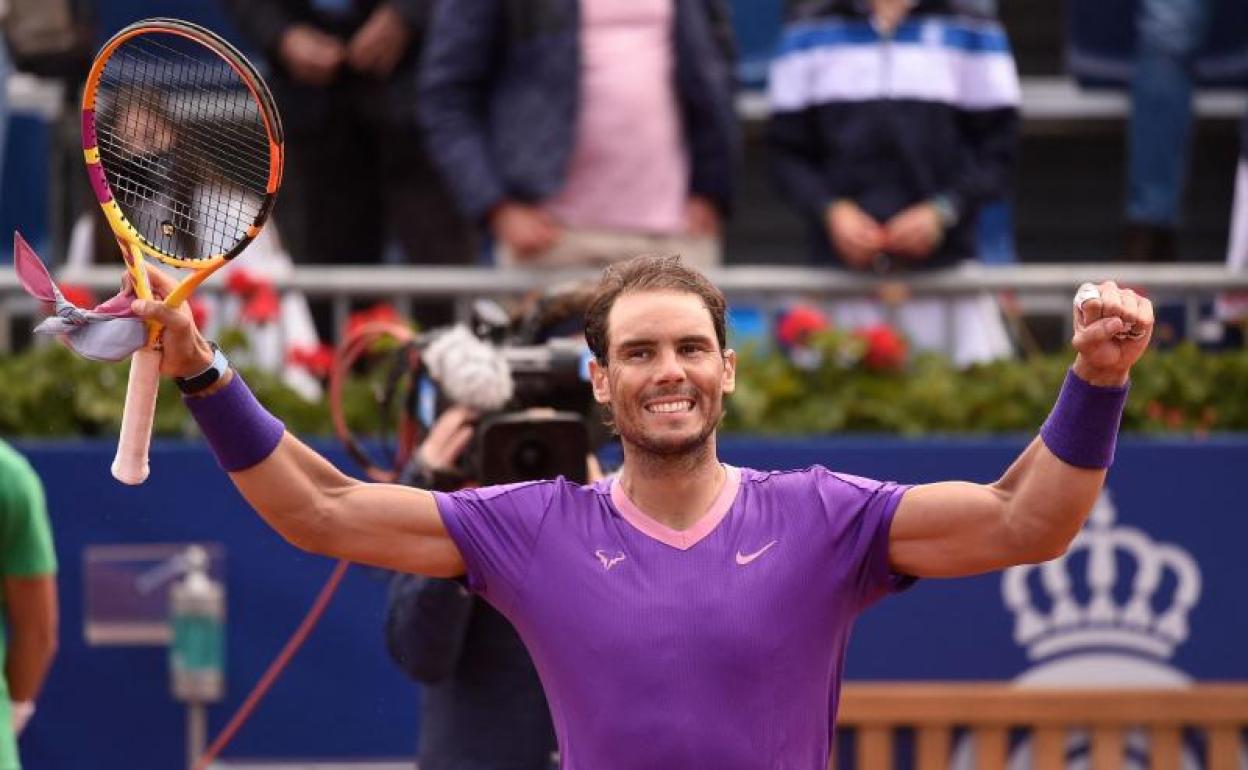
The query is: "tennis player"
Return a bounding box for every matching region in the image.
[132,255,1152,769]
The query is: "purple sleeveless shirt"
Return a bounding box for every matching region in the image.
[433,465,912,770]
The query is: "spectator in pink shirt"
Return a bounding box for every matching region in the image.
[419,0,739,269]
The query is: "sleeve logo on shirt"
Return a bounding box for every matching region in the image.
[595,550,627,570]
[735,539,778,566]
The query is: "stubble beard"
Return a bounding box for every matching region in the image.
[617,398,721,469]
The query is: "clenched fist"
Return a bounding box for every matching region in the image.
[1070,281,1154,386]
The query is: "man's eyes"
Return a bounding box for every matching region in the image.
[620,344,711,361]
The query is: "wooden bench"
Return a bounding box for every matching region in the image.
[834,683,1248,770]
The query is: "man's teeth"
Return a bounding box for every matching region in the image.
[647,400,694,413]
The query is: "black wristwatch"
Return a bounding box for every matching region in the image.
[176,342,230,395]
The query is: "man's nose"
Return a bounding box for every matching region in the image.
[653,347,687,383]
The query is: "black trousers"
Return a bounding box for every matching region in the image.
[270,72,478,336]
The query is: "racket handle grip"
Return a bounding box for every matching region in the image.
[112,347,162,485]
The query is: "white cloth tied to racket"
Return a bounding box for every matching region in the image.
[423,325,514,412]
[12,231,147,361]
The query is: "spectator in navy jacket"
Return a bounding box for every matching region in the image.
[766,0,1021,365]
[419,0,739,269]
[768,0,1019,273]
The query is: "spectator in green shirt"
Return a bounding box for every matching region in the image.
[0,441,57,770]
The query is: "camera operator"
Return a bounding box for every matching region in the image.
[384,404,560,770]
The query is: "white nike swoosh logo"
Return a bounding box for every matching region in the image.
[735,540,778,566]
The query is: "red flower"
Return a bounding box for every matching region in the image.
[1164,407,1185,430]
[59,283,96,309]
[345,303,403,337]
[226,268,261,296]
[775,304,828,348]
[188,297,210,330]
[241,283,280,324]
[287,344,335,378]
[856,324,908,372]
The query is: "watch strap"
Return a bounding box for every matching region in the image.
[176,343,229,395]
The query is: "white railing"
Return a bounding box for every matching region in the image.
[2,263,1245,352]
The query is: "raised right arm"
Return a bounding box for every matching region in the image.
[230,428,465,576]
[129,274,465,577]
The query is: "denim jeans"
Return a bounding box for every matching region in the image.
[1125,0,1212,226]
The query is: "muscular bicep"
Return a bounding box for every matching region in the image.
[888,481,1019,578]
[324,483,467,576]
[231,435,466,576]
[890,435,1104,578]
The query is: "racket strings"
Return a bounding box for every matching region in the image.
[109,36,274,159]
[95,74,266,254]
[95,121,264,260]
[95,33,273,261]
[99,52,272,181]
[102,41,271,182]
[97,47,270,237]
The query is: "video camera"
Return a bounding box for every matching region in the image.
[421,299,606,486]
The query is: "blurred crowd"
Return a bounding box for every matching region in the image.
[1,0,1246,365]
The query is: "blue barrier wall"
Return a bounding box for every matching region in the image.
[9,436,1247,768]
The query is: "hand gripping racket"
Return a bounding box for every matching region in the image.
[82,18,283,483]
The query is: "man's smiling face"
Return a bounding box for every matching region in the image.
[590,290,735,457]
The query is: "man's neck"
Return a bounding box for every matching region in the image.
[616,441,726,532]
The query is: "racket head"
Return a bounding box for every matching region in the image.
[82,18,283,271]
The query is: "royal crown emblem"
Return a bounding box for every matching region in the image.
[1002,490,1201,664]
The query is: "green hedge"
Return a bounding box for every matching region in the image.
[3,338,1246,437]
[726,341,1245,435]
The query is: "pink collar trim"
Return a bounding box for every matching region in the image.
[609,465,741,550]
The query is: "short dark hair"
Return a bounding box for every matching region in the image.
[584,254,727,365]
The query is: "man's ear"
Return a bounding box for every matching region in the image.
[721,348,737,394]
[589,357,611,404]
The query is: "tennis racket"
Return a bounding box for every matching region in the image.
[82,18,283,484]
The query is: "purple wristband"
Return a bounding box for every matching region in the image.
[183,373,285,472]
[1040,369,1129,469]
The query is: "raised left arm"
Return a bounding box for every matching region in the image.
[889,281,1153,578]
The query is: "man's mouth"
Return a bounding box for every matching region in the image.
[645,399,695,414]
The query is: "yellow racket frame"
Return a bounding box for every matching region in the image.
[81,18,283,326]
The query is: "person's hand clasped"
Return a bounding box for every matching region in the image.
[490,202,561,259]
[278,25,346,86]
[347,4,411,78]
[686,196,721,238]
[883,202,943,260]
[1070,281,1154,386]
[826,200,885,270]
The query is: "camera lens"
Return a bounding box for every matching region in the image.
[511,438,549,478]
